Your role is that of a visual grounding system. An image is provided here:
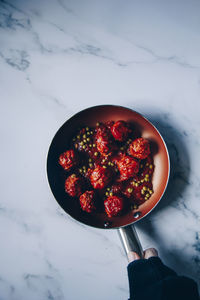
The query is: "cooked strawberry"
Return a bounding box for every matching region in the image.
[95,125,115,156]
[65,174,83,197]
[110,120,130,142]
[115,155,139,181]
[129,138,150,159]
[79,191,96,213]
[90,165,112,189]
[59,149,78,171]
[104,195,124,217]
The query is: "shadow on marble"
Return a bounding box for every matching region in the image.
[145,112,190,213]
[130,111,199,286]
[137,218,200,285]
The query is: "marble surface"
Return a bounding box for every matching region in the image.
[1,0,200,299]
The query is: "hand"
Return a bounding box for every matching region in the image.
[128,248,158,263]
[127,247,199,300]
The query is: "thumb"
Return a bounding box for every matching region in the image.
[144,248,158,259]
[128,251,141,263]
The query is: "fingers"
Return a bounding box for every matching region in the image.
[128,251,141,263]
[127,248,158,263]
[143,248,158,259]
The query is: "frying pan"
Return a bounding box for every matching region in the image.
[47,105,170,258]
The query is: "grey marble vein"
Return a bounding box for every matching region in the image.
[134,44,199,69]
[0,49,30,70]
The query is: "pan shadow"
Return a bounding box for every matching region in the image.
[144,112,190,214]
[130,111,199,286]
[136,218,200,285]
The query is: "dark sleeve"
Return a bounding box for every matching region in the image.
[127,257,199,300]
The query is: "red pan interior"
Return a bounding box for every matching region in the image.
[47,105,170,229]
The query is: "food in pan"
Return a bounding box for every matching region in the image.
[110,120,131,141]
[64,174,83,197]
[96,124,116,156]
[115,154,139,181]
[129,137,150,159]
[104,195,124,217]
[59,120,154,218]
[59,149,79,171]
[79,190,96,213]
[90,165,112,189]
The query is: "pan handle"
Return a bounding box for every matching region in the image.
[118,225,143,259]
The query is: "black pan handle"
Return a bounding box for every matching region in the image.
[118,225,143,259]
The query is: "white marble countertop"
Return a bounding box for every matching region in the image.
[1,0,200,299]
